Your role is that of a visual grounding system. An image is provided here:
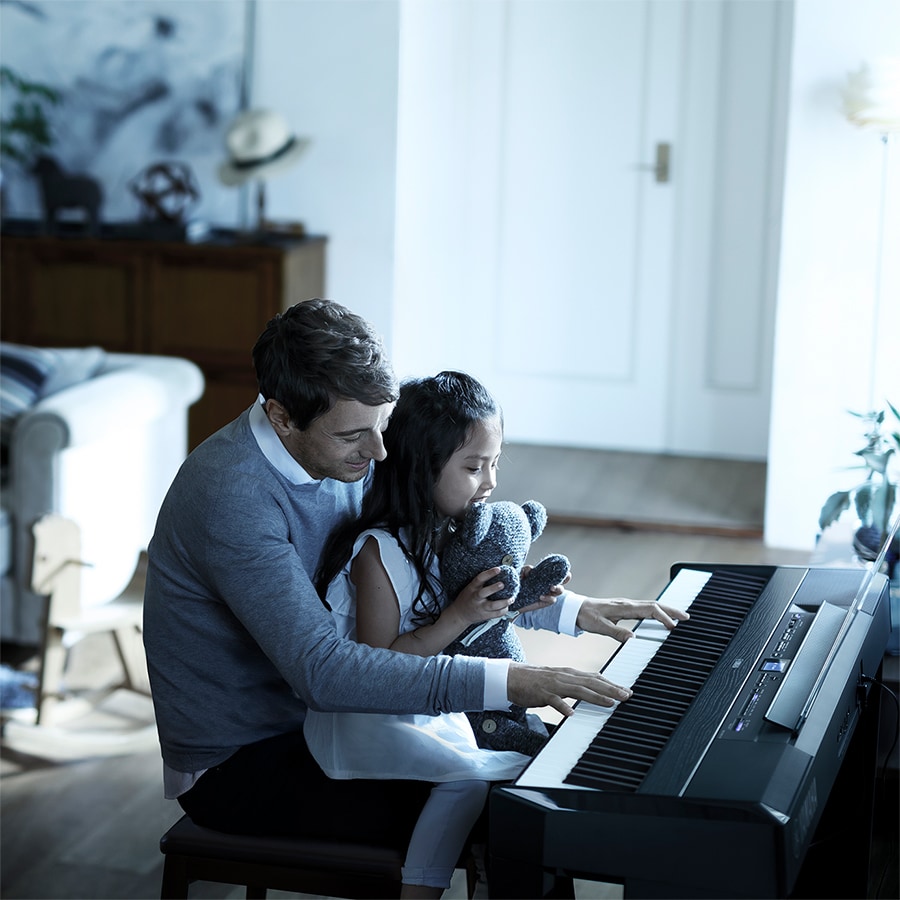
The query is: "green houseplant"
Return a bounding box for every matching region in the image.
[818,402,900,562]
[0,66,60,167]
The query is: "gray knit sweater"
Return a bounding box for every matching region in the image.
[143,410,492,775]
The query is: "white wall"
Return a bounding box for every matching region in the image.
[764,0,900,550]
[8,0,893,549]
[252,0,400,332]
[251,0,899,551]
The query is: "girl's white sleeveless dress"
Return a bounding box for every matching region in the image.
[303,529,530,781]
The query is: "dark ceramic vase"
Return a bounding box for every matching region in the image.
[854,524,899,577]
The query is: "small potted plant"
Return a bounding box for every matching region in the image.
[0,66,61,218]
[0,66,60,168]
[818,402,900,567]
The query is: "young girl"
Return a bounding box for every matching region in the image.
[306,371,546,898]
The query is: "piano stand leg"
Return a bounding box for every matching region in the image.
[489,854,574,899]
[789,681,880,899]
[546,875,576,898]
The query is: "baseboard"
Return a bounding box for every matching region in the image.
[547,512,764,540]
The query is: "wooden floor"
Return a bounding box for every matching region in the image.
[493,444,768,536]
[1,452,896,900]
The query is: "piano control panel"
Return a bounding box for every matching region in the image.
[721,604,815,740]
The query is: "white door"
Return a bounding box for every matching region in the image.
[393,0,787,458]
[487,0,679,451]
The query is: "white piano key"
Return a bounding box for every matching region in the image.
[518,710,613,788]
[517,641,659,789]
[634,568,711,641]
[603,637,661,684]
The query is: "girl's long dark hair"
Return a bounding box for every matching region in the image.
[315,371,500,625]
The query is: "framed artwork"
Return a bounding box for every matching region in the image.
[0,0,250,227]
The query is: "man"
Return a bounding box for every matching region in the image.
[143,299,685,852]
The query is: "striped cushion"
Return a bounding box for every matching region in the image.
[0,344,59,436]
[0,343,106,473]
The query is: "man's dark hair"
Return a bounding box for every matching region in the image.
[252,299,398,429]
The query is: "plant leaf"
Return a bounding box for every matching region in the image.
[858,448,893,474]
[887,399,900,423]
[871,482,897,535]
[819,491,851,530]
[854,482,873,523]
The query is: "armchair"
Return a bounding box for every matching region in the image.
[1,346,205,648]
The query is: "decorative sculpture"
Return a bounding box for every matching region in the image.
[32,155,103,234]
[129,161,201,224]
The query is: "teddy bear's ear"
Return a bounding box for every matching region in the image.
[461,502,493,547]
[522,500,547,539]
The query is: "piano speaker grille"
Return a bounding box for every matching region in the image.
[564,570,768,792]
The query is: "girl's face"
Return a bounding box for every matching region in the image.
[433,416,503,521]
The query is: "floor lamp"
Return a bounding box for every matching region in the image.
[842,58,900,411]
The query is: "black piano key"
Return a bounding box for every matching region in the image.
[604,709,682,732]
[582,732,662,756]
[647,665,716,684]
[653,643,720,662]
[623,691,689,713]
[566,769,644,791]
[616,688,692,710]
[564,569,768,791]
[578,748,656,772]
[571,753,651,778]
[589,712,674,738]
[582,739,666,762]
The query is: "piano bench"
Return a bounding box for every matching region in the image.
[158,814,406,899]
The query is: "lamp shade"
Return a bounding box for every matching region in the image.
[842,57,900,133]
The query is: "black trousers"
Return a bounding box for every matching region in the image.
[178,729,435,849]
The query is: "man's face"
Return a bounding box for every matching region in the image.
[270,398,395,482]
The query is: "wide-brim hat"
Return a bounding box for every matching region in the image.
[218,108,309,186]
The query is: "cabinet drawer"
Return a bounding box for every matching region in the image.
[150,257,276,358]
[13,246,145,350]
[0,229,326,450]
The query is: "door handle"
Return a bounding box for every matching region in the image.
[636,142,671,183]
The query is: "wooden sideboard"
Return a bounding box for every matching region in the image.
[0,228,326,448]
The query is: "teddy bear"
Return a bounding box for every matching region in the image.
[441,499,570,756]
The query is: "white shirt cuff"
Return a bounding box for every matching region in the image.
[557,590,585,635]
[483,657,512,709]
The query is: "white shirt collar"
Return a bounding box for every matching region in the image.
[249,397,316,485]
